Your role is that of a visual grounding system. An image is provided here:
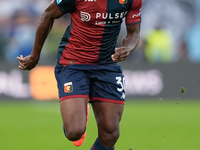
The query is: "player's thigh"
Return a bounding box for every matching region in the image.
[91,102,124,132]
[55,65,90,128]
[60,98,88,130]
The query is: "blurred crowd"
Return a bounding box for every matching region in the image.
[0,0,200,64]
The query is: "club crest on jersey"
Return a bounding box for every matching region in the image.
[119,0,127,4]
[64,82,73,93]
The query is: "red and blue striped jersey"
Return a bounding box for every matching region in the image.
[54,0,142,66]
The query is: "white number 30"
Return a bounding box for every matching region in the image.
[116,76,125,92]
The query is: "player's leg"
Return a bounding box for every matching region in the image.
[88,64,125,150]
[60,97,88,141]
[54,65,91,146]
[90,102,124,150]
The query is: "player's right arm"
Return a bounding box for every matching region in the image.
[17,0,64,70]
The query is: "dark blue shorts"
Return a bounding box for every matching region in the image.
[54,64,125,104]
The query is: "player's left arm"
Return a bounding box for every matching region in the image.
[112,0,142,62]
[111,24,140,62]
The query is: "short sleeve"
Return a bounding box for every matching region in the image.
[125,0,142,26]
[54,0,76,14]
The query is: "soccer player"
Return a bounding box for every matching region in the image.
[17,0,142,149]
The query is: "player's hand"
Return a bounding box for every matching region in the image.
[111,47,130,62]
[17,55,39,70]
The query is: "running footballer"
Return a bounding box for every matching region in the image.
[17,0,142,149]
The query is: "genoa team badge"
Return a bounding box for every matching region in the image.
[64,82,73,93]
[119,0,128,4]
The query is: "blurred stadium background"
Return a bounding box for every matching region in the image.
[0,0,200,150]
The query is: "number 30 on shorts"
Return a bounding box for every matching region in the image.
[116,76,125,92]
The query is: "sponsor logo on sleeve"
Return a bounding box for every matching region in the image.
[132,9,141,18]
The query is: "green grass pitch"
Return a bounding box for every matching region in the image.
[0,99,200,150]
